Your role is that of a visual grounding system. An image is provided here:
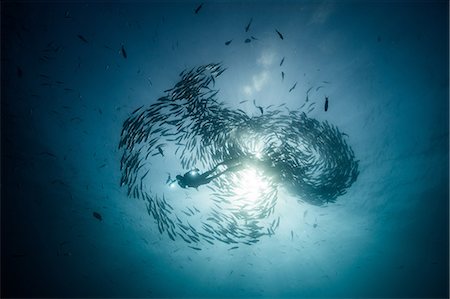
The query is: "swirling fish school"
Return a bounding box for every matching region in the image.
[118,63,359,248]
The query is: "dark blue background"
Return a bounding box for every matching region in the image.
[2,1,448,298]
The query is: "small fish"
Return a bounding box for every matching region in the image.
[305,86,312,102]
[239,99,248,104]
[228,246,239,250]
[251,36,258,40]
[165,173,172,184]
[289,82,297,92]
[244,38,251,43]
[324,96,329,111]
[77,34,88,43]
[194,3,203,14]
[64,10,71,18]
[281,71,285,81]
[245,17,253,32]
[253,99,263,115]
[280,57,285,66]
[188,246,202,251]
[131,105,144,114]
[93,211,102,221]
[225,40,232,46]
[121,45,127,58]
[275,29,284,40]
[257,106,263,115]
[157,146,164,156]
[17,66,23,78]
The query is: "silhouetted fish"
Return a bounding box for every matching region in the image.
[157,146,164,156]
[305,86,313,102]
[93,211,102,221]
[245,18,253,32]
[132,105,144,115]
[289,82,297,92]
[194,3,203,14]
[281,71,285,81]
[275,29,284,40]
[77,34,88,43]
[253,99,263,115]
[244,38,251,43]
[280,57,285,66]
[225,40,232,46]
[189,246,202,251]
[324,96,329,112]
[17,66,23,78]
[121,45,127,58]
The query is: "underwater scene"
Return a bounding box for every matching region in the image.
[1,1,449,298]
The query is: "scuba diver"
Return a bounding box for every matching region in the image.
[174,159,242,189]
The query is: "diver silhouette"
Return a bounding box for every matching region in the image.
[175,160,242,189]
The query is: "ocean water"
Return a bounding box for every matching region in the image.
[1,1,448,298]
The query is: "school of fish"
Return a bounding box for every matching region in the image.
[118,63,359,248]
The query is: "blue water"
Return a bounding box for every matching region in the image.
[2,1,448,298]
